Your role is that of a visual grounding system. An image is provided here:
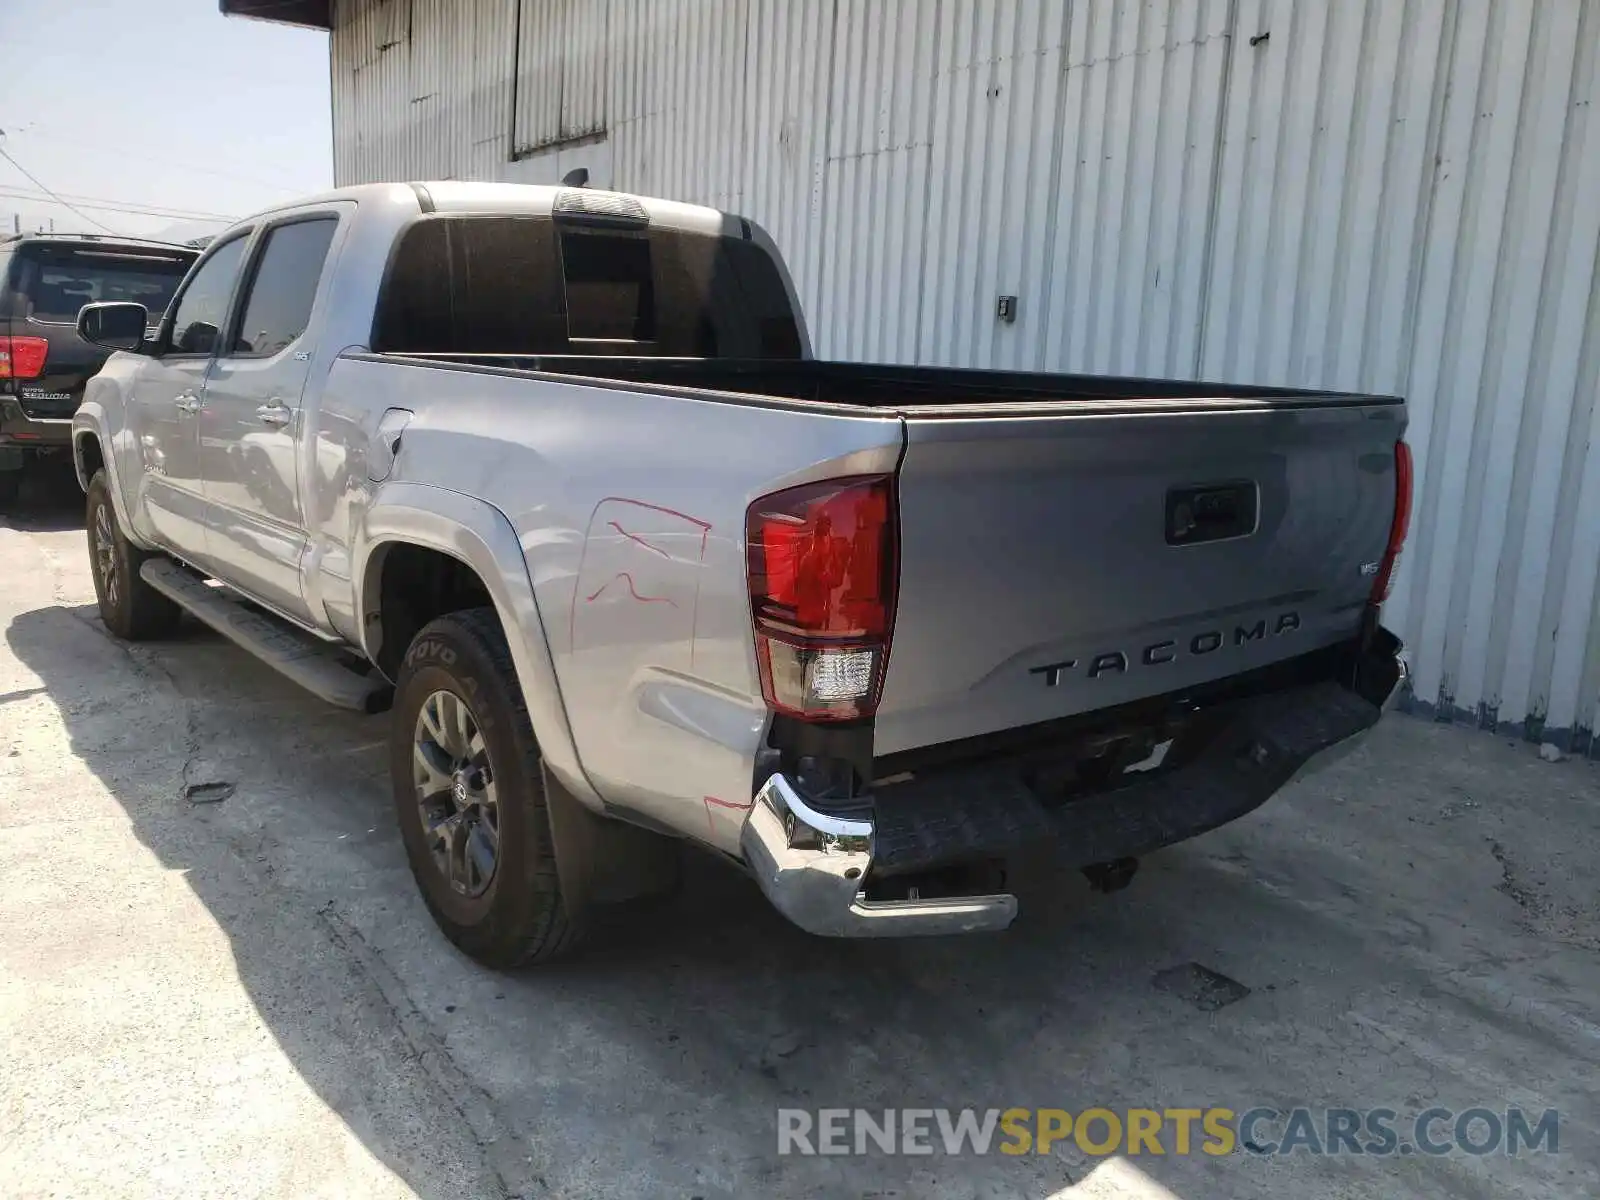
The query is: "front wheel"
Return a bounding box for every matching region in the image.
[390,608,580,968]
[85,470,182,640]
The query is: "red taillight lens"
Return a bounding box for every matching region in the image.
[747,475,898,721]
[0,336,48,379]
[1371,439,1413,604]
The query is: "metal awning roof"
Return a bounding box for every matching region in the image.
[219,0,330,30]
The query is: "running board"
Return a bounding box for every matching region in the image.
[140,559,391,713]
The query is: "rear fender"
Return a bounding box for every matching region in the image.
[354,481,602,810]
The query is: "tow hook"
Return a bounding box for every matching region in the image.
[1082,857,1140,893]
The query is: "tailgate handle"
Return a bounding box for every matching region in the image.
[1166,481,1258,546]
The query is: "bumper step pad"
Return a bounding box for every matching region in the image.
[870,681,1380,875]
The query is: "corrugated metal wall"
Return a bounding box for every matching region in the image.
[333,0,516,181]
[512,0,607,154]
[327,0,1600,755]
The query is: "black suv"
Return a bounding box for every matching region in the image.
[0,233,199,504]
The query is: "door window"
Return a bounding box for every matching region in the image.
[168,235,250,355]
[231,218,338,357]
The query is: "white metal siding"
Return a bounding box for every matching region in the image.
[512,0,607,155]
[608,0,749,210]
[1400,0,1600,748]
[333,0,515,181]
[327,0,1600,755]
[802,0,934,363]
[1039,0,1234,378]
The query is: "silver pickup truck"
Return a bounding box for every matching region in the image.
[71,182,1411,968]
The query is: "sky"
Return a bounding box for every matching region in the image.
[0,0,332,242]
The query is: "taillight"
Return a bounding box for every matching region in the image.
[746,475,898,722]
[1371,439,1413,604]
[0,336,48,379]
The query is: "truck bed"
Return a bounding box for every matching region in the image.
[381,352,1397,412]
[364,349,1404,755]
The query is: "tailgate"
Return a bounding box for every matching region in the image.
[15,328,107,420]
[875,396,1406,755]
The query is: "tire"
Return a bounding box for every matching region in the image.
[86,470,182,641]
[0,468,21,507]
[390,607,580,968]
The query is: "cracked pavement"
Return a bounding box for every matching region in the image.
[3,472,1599,1199]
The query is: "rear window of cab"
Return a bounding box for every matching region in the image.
[372,214,803,360]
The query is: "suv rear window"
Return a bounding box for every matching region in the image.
[13,243,194,324]
[373,214,802,359]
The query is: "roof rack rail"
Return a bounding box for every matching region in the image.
[0,230,198,249]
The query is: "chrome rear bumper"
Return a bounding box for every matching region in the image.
[742,640,1408,940]
[1385,649,1410,710]
[739,773,1018,938]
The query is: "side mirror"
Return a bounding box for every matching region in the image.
[78,301,151,353]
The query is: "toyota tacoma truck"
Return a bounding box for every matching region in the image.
[70,182,1411,968]
[0,233,196,504]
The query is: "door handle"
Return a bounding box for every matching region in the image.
[175,392,201,415]
[256,402,293,427]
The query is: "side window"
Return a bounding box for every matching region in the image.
[169,236,250,356]
[231,218,338,357]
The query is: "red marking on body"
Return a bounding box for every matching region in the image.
[703,794,753,837]
[607,520,670,558]
[571,498,709,647]
[584,572,678,607]
[600,496,712,557]
[600,497,712,531]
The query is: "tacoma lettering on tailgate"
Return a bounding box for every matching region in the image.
[1030,612,1301,688]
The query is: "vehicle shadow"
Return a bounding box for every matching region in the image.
[8,599,1596,1199]
[0,460,85,532]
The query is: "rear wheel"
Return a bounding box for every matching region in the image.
[390,607,580,968]
[86,470,182,640]
[0,467,21,507]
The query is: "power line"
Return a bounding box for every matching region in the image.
[0,184,235,222]
[0,186,236,224]
[0,144,121,234]
[0,122,305,194]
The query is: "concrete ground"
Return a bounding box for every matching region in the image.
[2,465,1597,1200]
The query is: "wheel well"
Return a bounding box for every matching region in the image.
[75,433,105,489]
[373,543,494,678]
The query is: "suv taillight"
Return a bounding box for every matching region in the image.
[746,475,898,722]
[1370,439,1413,604]
[0,336,48,379]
